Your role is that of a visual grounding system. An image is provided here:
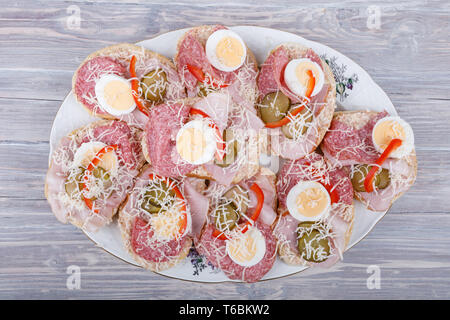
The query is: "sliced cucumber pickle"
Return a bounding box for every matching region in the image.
[258,91,290,124]
[141,181,175,214]
[140,69,167,102]
[297,221,331,263]
[351,164,391,192]
[215,203,239,232]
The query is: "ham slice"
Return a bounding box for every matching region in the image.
[183,179,210,241]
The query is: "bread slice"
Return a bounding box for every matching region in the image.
[261,42,336,158]
[117,165,192,272]
[72,43,179,119]
[45,120,146,230]
[325,110,418,212]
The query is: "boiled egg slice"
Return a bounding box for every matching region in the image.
[226,226,266,267]
[149,203,191,241]
[176,119,217,165]
[286,181,331,222]
[95,74,136,116]
[72,141,118,175]
[372,116,414,159]
[205,29,247,72]
[284,58,324,97]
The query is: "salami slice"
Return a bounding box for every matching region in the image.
[321,111,389,166]
[196,221,276,283]
[45,120,145,232]
[143,101,198,178]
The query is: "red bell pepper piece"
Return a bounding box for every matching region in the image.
[186,64,228,89]
[148,173,188,239]
[364,138,403,193]
[82,144,119,213]
[129,56,150,117]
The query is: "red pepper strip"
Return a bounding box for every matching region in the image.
[212,229,230,240]
[129,55,150,117]
[82,144,119,213]
[186,64,229,89]
[148,173,188,238]
[189,108,225,161]
[264,69,316,128]
[241,183,265,233]
[364,138,403,193]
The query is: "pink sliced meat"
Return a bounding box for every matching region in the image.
[354,157,415,211]
[131,216,189,263]
[144,102,198,178]
[322,111,389,166]
[192,92,230,132]
[183,179,210,241]
[196,221,276,283]
[74,56,126,116]
[239,172,277,227]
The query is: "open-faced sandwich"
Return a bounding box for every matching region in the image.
[45,120,145,232]
[174,25,259,110]
[256,42,336,160]
[72,43,186,128]
[273,153,354,267]
[194,168,278,282]
[321,110,417,211]
[141,94,263,185]
[118,165,210,271]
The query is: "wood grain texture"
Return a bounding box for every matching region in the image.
[0,0,449,300]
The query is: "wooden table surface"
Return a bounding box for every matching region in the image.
[1,0,449,300]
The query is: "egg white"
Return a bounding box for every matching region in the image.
[226,227,266,267]
[284,58,324,97]
[95,74,136,116]
[72,141,118,175]
[205,29,247,72]
[286,181,331,222]
[372,116,414,159]
[175,119,217,165]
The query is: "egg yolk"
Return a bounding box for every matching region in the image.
[227,232,258,264]
[373,120,406,151]
[295,62,319,89]
[104,80,134,111]
[215,36,244,68]
[150,208,183,240]
[176,127,207,163]
[295,187,329,218]
[80,144,117,172]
